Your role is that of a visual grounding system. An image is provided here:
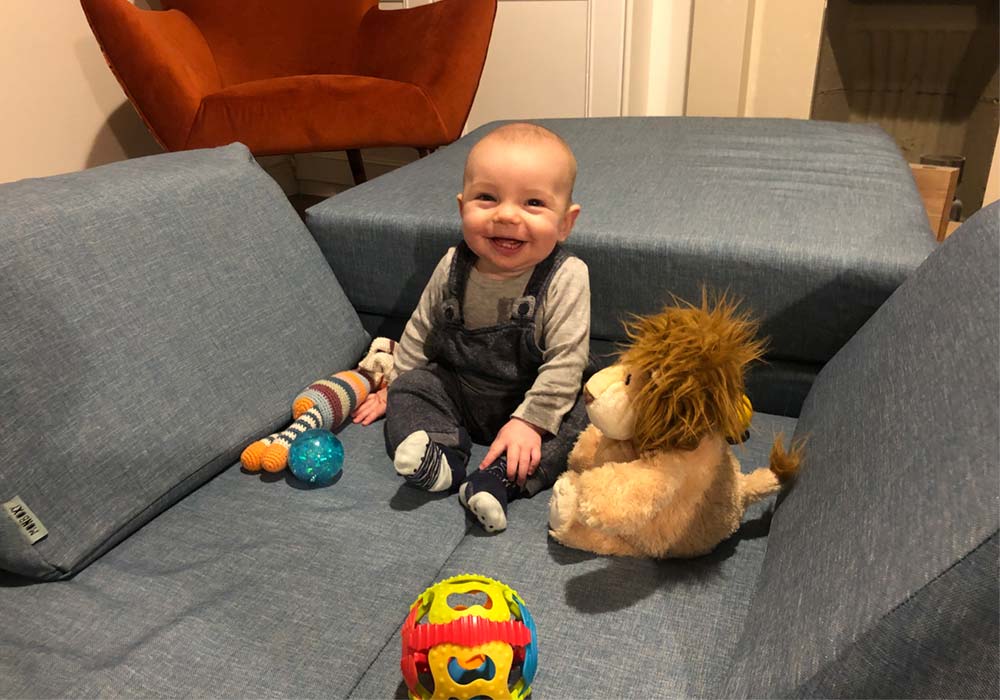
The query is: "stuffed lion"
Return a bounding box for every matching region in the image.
[548,295,802,558]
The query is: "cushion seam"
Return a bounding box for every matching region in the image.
[65,417,288,579]
[345,521,473,698]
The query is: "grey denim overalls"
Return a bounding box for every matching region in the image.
[385,241,590,496]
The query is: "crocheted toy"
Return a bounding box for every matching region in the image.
[548,295,802,558]
[241,337,396,473]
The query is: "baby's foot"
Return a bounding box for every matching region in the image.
[459,461,515,533]
[394,431,464,492]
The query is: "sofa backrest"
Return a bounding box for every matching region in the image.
[722,203,999,697]
[306,117,934,416]
[0,144,368,580]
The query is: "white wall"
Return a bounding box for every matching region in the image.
[743,0,826,119]
[7,0,996,200]
[623,0,692,117]
[300,0,631,196]
[685,0,826,119]
[1,2,162,184]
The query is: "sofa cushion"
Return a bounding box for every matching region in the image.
[307,118,932,394]
[348,413,798,699]
[0,422,475,697]
[723,203,1000,697]
[0,144,368,580]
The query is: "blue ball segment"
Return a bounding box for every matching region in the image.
[288,429,344,485]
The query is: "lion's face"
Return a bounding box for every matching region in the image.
[583,365,642,440]
[589,295,764,453]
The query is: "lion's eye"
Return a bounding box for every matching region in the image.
[624,374,632,386]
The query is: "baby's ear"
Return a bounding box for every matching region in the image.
[559,203,581,240]
[456,193,464,214]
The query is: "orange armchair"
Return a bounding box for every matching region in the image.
[81,0,497,182]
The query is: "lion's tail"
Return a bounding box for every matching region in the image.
[740,434,803,509]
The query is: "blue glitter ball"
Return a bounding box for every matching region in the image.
[288,429,344,486]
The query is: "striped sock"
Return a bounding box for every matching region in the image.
[394,431,466,492]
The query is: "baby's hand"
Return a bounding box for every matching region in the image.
[480,418,545,487]
[351,387,387,426]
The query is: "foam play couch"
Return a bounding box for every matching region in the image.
[1,119,997,698]
[307,118,941,418]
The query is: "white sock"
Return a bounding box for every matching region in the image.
[393,431,454,492]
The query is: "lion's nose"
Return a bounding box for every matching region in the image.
[583,387,595,405]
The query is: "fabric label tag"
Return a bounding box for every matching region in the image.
[3,496,48,545]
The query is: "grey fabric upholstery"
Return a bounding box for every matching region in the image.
[0,145,368,580]
[0,422,476,698]
[2,131,990,699]
[307,117,933,416]
[798,533,998,698]
[348,414,798,700]
[722,203,1000,697]
[361,316,818,419]
[3,415,804,697]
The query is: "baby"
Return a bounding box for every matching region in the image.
[352,122,590,533]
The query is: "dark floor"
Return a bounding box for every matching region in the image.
[288,193,327,221]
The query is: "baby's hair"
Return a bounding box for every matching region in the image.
[464,122,578,201]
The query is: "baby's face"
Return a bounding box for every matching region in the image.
[458,137,580,278]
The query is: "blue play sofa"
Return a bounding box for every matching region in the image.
[1,119,996,698]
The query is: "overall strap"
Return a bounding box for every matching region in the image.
[509,245,571,322]
[443,242,572,323]
[441,242,478,324]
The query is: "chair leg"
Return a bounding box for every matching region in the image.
[417,147,429,158]
[346,149,367,185]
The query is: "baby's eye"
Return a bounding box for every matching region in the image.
[624,374,632,386]
[526,198,545,208]
[475,193,496,202]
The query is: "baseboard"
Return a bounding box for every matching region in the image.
[256,148,420,198]
[295,148,420,196]
[296,179,351,199]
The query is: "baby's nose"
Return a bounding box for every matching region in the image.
[494,203,520,222]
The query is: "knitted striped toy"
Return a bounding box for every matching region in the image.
[241,337,396,473]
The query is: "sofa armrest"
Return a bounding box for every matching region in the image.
[721,202,1000,697]
[81,0,222,150]
[356,0,496,142]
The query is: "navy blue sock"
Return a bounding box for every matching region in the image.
[469,463,512,512]
[401,439,468,492]
[439,443,469,489]
[459,458,519,533]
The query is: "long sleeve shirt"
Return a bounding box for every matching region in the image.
[389,247,590,435]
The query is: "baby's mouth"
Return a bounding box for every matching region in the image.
[489,237,524,252]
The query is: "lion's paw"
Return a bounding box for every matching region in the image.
[548,475,579,534]
[568,424,603,472]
